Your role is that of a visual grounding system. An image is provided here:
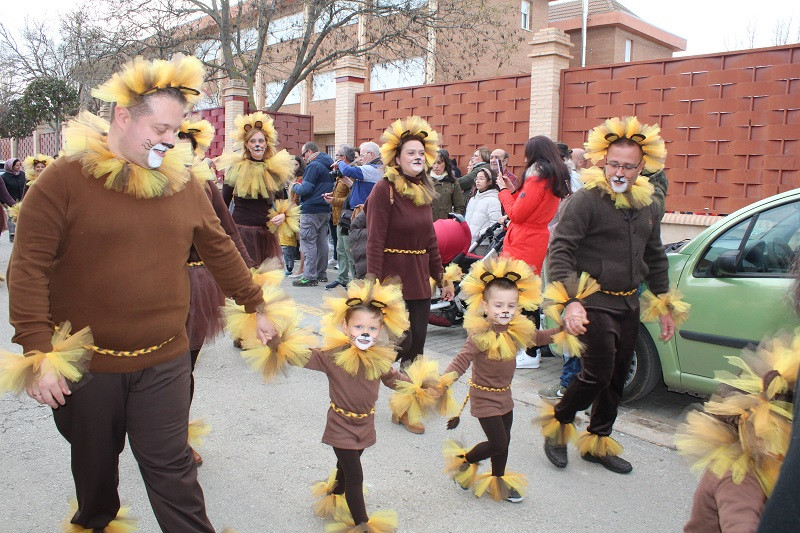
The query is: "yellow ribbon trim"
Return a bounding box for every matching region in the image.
[330,401,376,419]
[601,287,637,296]
[468,379,511,393]
[383,248,426,254]
[187,261,204,267]
[54,325,178,358]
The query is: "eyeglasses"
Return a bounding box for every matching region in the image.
[606,160,641,172]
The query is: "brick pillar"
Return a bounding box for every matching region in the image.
[528,27,573,140]
[334,57,367,149]
[223,79,250,152]
[33,124,47,154]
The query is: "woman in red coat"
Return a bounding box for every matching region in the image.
[497,136,570,368]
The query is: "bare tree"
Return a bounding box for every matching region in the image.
[772,17,794,46]
[106,0,509,110]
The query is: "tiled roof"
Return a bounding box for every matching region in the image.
[548,0,639,21]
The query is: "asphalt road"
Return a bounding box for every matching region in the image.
[0,239,699,532]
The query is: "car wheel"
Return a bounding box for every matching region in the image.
[622,324,663,404]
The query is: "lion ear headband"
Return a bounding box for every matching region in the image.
[345,297,388,310]
[460,256,543,313]
[583,116,667,174]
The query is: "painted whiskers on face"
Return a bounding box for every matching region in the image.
[144,138,174,169]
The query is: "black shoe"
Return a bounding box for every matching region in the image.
[292,277,318,287]
[318,275,329,283]
[544,439,568,469]
[581,452,632,474]
[325,280,344,290]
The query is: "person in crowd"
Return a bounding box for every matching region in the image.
[490,148,517,188]
[539,142,586,399]
[571,147,587,172]
[464,166,501,255]
[23,153,55,189]
[364,116,454,433]
[458,147,491,196]
[218,111,295,266]
[334,141,383,209]
[178,119,256,466]
[285,155,305,276]
[442,257,559,504]
[496,136,570,370]
[5,54,279,532]
[430,148,466,221]
[2,158,25,242]
[292,142,335,286]
[323,144,357,289]
[451,157,462,179]
[538,116,677,475]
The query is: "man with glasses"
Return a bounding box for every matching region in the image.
[490,148,517,188]
[292,142,335,287]
[541,117,674,476]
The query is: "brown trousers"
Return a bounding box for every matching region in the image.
[53,354,214,532]
[396,298,431,364]
[554,306,639,437]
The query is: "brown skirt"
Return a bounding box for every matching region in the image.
[186,264,226,351]
[237,224,282,266]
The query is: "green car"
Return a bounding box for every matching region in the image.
[625,188,800,402]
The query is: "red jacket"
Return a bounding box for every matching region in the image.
[499,176,560,275]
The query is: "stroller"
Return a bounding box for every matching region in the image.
[429,213,505,327]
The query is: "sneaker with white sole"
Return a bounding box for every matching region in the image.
[538,384,567,400]
[515,348,540,369]
[507,488,524,503]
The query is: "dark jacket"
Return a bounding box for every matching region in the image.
[293,152,335,214]
[431,176,465,221]
[2,170,26,202]
[349,209,368,279]
[547,186,669,311]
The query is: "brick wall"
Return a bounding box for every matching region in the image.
[355,74,532,175]
[559,44,800,214]
[198,106,226,159]
[39,132,58,156]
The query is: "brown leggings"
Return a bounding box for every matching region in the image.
[464,410,514,476]
[396,298,431,364]
[332,447,368,525]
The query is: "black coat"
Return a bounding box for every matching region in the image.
[2,171,26,201]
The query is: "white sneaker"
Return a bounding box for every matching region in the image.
[289,272,304,278]
[516,348,540,369]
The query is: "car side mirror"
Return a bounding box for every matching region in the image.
[710,250,738,277]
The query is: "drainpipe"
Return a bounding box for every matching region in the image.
[581,0,588,67]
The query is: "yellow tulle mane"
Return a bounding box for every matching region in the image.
[0,322,94,395]
[389,356,459,426]
[91,54,205,108]
[640,289,691,326]
[322,278,409,341]
[23,153,54,181]
[581,166,655,210]
[463,310,536,361]
[191,156,216,182]
[63,499,137,533]
[584,116,667,173]
[320,324,397,380]
[218,151,294,198]
[64,111,192,198]
[383,166,435,206]
[675,330,800,496]
[180,119,215,155]
[233,111,280,150]
[459,256,543,313]
[267,199,301,239]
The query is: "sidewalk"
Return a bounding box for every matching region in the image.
[287,267,701,450]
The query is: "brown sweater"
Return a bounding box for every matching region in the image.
[365,177,444,300]
[444,326,558,418]
[305,347,402,450]
[547,187,669,310]
[8,157,264,373]
[684,471,765,533]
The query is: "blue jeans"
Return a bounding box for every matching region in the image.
[281,245,296,273]
[560,355,582,388]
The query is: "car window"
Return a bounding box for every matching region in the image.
[695,200,800,277]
